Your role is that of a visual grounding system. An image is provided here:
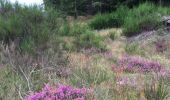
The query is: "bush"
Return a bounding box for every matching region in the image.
[90,2,170,36]
[0,1,61,53]
[58,22,105,50]
[157,6,170,15]
[123,3,162,37]
[89,6,129,30]
[59,22,91,36]
[0,1,105,52]
[69,23,91,36]
[75,31,105,50]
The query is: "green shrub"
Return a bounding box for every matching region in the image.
[69,23,90,36]
[123,3,161,37]
[20,37,35,54]
[59,22,91,36]
[58,22,105,50]
[157,6,170,15]
[90,2,170,35]
[0,1,61,53]
[75,31,105,50]
[59,22,70,36]
[89,6,129,30]
[0,0,104,52]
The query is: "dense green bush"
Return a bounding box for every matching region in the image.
[0,0,106,53]
[89,6,129,30]
[0,1,61,53]
[123,2,170,37]
[58,22,105,50]
[90,2,170,36]
[123,3,161,37]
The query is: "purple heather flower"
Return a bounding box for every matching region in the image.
[24,84,89,100]
[118,56,163,73]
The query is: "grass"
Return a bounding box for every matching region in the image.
[70,65,112,87]
[75,31,105,51]
[0,1,170,100]
[109,31,117,40]
[0,67,26,100]
[125,43,145,56]
[144,78,170,100]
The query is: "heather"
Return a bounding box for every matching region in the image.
[25,84,90,100]
[0,0,170,100]
[117,56,162,73]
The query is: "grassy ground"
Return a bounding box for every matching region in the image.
[1,26,170,99]
[0,2,170,99]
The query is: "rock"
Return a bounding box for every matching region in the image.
[162,16,170,27]
[167,19,170,25]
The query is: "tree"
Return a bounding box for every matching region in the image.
[43,0,170,17]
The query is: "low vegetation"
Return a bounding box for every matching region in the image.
[89,6,129,29]
[0,0,170,100]
[90,2,170,36]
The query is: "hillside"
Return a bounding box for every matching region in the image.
[0,1,170,100]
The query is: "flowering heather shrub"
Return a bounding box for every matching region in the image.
[25,84,89,100]
[113,56,162,73]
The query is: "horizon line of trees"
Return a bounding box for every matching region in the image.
[43,0,170,18]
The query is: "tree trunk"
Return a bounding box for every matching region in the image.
[159,0,162,6]
[74,0,78,19]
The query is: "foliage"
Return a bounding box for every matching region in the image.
[123,2,161,37]
[0,1,61,53]
[89,6,129,29]
[75,31,105,50]
[59,23,90,36]
[90,2,170,34]
[58,22,105,50]
[43,0,170,16]
[0,1,170,100]
[123,2,170,37]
